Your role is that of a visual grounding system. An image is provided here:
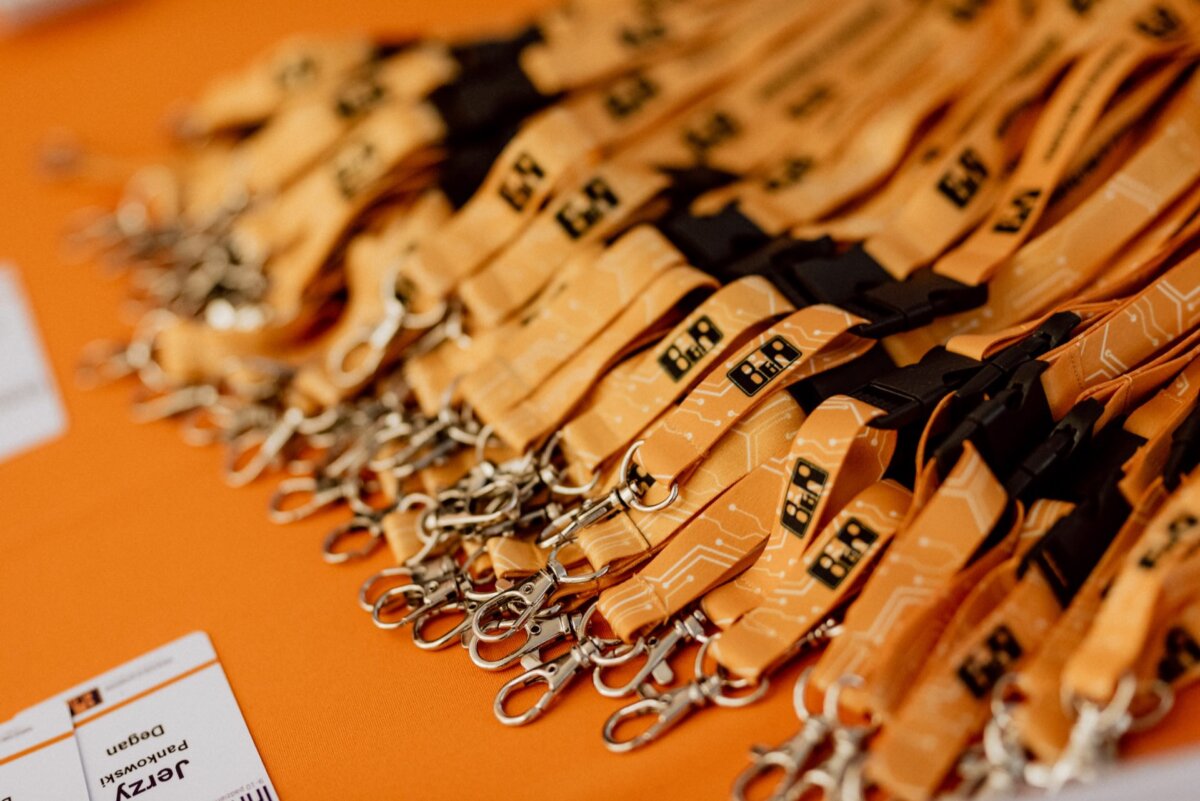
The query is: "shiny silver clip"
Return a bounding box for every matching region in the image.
[602,639,769,753]
[492,605,615,726]
[469,609,582,671]
[731,669,832,801]
[785,675,872,801]
[592,609,709,698]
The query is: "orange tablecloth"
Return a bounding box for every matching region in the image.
[1,2,1197,798]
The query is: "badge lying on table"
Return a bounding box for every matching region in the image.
[0,698,89,801]
[6,632,277,801]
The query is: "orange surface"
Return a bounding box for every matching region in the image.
[0,2,1197,799]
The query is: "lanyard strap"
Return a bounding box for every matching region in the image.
[627,0,907,171]
[185,46,457,223]
[404,107,600,299]
[457,159,672,326]
[492,265,717,451]
[404,242,605,414]
[868,498,1075,800]
[1039,248,1200,418]
[564,0,828,155]
[1015,479,1168,760]
[232,102,445,325]
[886,64,1199,362]
[808,441,1010,718]
[633,304,872,491]
[861,3,1097,279]
[182,36,376,137]
[596,457,793,641]
[701,397,897,628]
[522,0,748,93]
[575,391,806,571]
[1062,470,1200,704]
[736,0,1018,230]
[710,480,913,682]
[932,0,1197,287]
[459,226,685,422]
[559,277,793,476]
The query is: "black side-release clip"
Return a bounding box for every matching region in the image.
[1005,399,1105,502]
[1162,401,1200,490]
[763,244,986,338]
[854,347,982,430]
[931,359,1054,482]
[1018,425,1146,606]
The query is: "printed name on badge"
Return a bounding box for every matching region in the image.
[51,632,278,801]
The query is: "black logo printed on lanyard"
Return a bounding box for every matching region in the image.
[957,624,1024,699]
[781,458,828,538]
[658,315,724,381]
[808,517,878,590]
[727,336,801,396]
[498,152,547,212]
[1159,626,1200,683]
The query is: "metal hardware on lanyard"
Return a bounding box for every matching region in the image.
[469,438,679,640]
[601,639,768,753]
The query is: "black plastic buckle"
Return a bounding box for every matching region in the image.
[438,119,524,208]
[658,166,741,212]
[449,24,543,74]
[952,312,1080,403]
[787,345,897,414]
[766,243,891,310]
[658,202,777,277]
[1017,424,1145,606]
[1005,399,1104,501]
[429,47,556,141]
[846,270,989,339]
[1019,478,1130,607]
[761,243,987,338]
[932,359,1053,482]
[853,347,982,430]
[1163,401,1200,490]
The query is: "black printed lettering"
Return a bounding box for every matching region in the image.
[334,74,385,118]
[781,459,829,538]
[497,152,546,212]
[555,178,620,239]
[604,72,659,120]
[333,140,380,199]
[276,55,317,89]
[1159,626,1200,683]
[727,336,801,396]
[684,110,741,155]
[658,315,724,380]
[808,518,879,589]
[992,188,1042,233]
[1139,512,1200,569]
[1136,5,1181,39]
[937,147,989,208]
[762,156,813,193]
[957,624,1024,698]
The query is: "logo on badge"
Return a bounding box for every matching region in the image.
[68,687,103,717]
[727,336,801,396]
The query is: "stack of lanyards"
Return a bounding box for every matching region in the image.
[67,0,1200,797]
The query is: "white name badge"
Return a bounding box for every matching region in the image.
[0,699,90,801]
[51,632,278,801]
